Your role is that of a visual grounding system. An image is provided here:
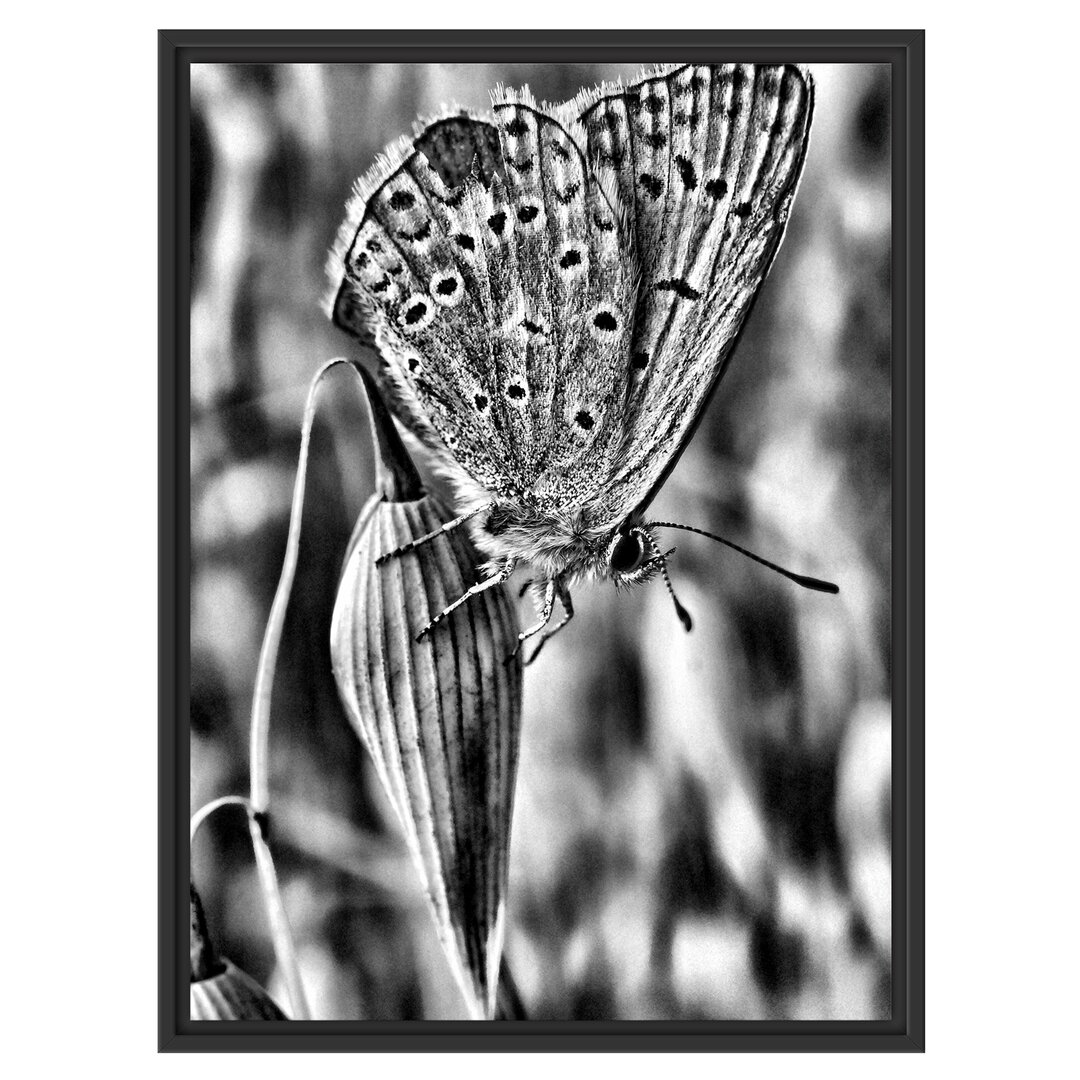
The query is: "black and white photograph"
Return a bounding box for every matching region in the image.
[15,8,1080,1074]
[182,43,905,1036]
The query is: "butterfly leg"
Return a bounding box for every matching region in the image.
[505,578,557,663]
[376,502,491,566]
[416,558,517,642]
[523,582,575,667]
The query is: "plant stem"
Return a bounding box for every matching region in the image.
[189,794,254,844]
[246,358,363,1021]
[189,795,306,1013]
[249,357,356,810]
[496,957,528,1020]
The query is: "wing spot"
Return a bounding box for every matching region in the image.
[734,201,753,218]
[594,214,615,233]
[521,318,544,335]
[675,155,698,190]
[388,190,415,211]
[430,269,464,307]
[506,383,526,400]
[453,232,475,251]
[353,251,369,269]
[593,310,618,332]
[655,278,702,301]
[631,351,649,370]
[559,248,582,270]
[401,220,432,243]
[371,276,391,294]
[405,300,429,325]
[641,92,665,115]
[474,393,489,411]
[644,131,667,150]
[675,72,706,98]
[488,211,507,236]
[517,205,540,223]
[574,410,595,431]
[639,173,663,198]
[505,117,529,137]
[549,139,571,160]
[705,178,728,200]
[408,358,420,372]
[554,182,580,204]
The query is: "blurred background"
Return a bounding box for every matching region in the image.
[189,62,891,1021]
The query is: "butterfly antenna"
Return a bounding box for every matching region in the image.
[643,534,693,632]
[647,522,839,594]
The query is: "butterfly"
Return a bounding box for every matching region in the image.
[326,63,836,663]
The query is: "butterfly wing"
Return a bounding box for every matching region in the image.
[329,115,503,350]
[327,100,634,505]
[573,63,814,520]
[327,112,514,495]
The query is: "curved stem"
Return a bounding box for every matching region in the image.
[246,357,367,1021]
[250,357,360,811]
[190,795,254,846]
[246,814,307,1014]
[188,794,305,1014]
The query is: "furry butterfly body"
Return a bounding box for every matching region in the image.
[327,64,820,653]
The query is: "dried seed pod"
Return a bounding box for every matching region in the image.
[330,368,522,1020]
[190,881,288,1020]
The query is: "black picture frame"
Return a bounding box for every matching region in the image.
[161,28,924,1052]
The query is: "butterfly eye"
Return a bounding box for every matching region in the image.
[609,531,646,576]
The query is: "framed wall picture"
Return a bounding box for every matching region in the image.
[161,28,924,1051]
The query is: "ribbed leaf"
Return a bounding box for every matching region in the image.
[330,369,523,1019]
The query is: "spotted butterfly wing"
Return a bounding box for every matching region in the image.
[327,99,633,509]
[330,116,501,348]
[572,63,814,520]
